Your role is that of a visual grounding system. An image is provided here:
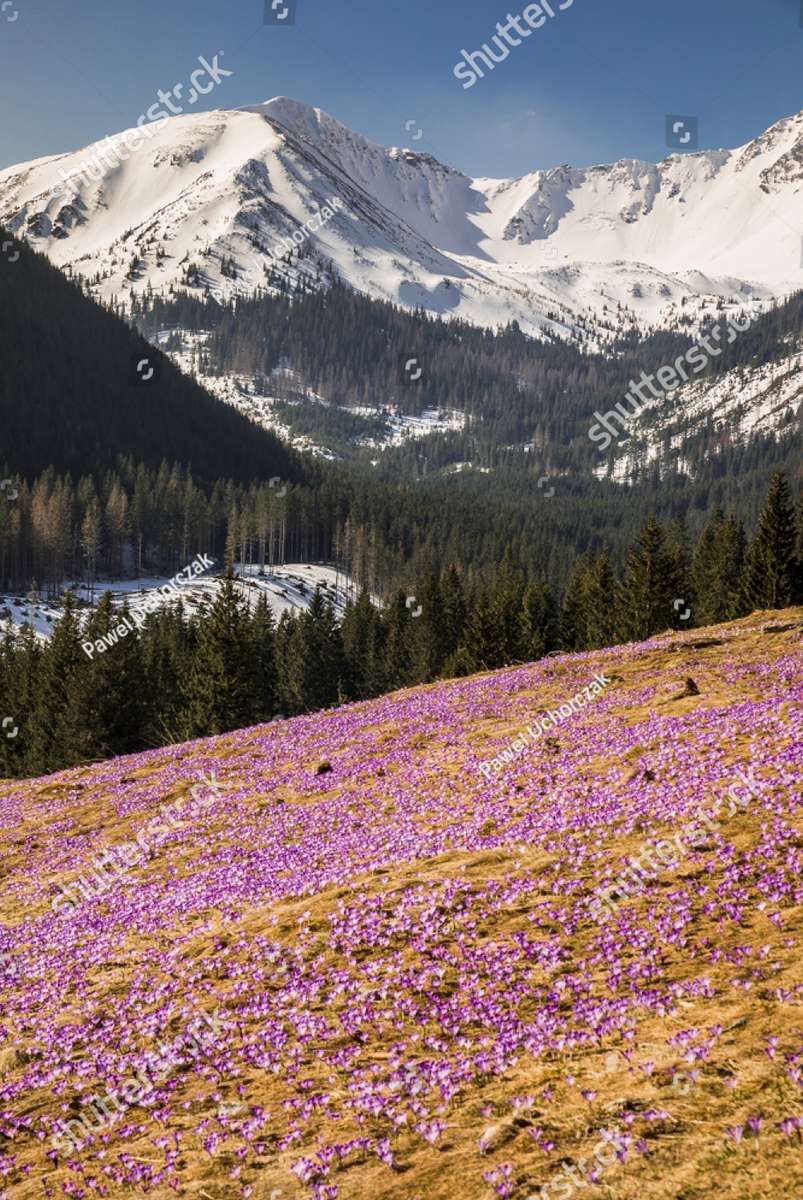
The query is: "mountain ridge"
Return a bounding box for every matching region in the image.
[3,99,803,337]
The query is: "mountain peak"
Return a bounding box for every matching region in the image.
[240,95,376,151]
[0,100,797,337]
[257,96,322,123]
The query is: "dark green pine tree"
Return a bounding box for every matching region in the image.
[796,492,803,603]
[181,570,259,737]
[30,592,92,771]
[80,594,147,759]
[583,551,617,649]
[251,594,278,722]
[741,472,798,612]
[491,563,526,664]
[717,515,749,618]
[666,517,691,623]
[141,603,192,744]
[275,610,304,715]
[559,552,592,651]
[0,625,43,777]
[520,580,559,661]
[295,588,347,711]
[412,568,447,682]
[618,516,682,641]
[341,589,384,700]
[382,590,415,690]
[692,510,747,625]
[454,586,506,674]
[690,510,722,627]
[439,564,467,669]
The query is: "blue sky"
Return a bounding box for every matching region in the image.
[1,0,802,177]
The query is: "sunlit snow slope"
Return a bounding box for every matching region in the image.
[2,98,802,336]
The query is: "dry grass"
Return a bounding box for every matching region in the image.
[0,610,801,1199]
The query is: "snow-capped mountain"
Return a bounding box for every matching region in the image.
[2,98,802,337]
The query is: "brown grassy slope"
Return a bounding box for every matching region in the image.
[0,609,801,1200]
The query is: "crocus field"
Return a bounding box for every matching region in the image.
[1,609,801,1200]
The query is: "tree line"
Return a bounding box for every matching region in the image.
[2,472,799,780]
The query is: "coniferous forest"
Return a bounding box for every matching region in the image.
[130,276,803,486]
[1,471,800,779]
[2,229,800,595]
[1,231,801,779]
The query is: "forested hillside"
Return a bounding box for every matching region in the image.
[0,230,301,486]
[130,281,803,480]
[3,472,800,779]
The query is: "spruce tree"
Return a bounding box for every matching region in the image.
[492,564,526,664]
[275,610,304,715]
[619,516,681,641]
[0,625,42,777]
[559,552,592,651]
[412,569,446,682]
[717,516,749,619]
[796,493,803,603]
[181,571,259,737]
[251,595,278,722]
[341,589,384,700]
[583,552,617,649]
[31,592,91,771]
[142,603,191,744]
[80,594,147,758]
[666,517,691,622]
[691,510,722,627]
[295,588,347,710]
[440,564,467,666]
[693,511,748,625]
[455,587,505,673]
[741,472,798,612]
[520,580,559,661]
[382,590,415,690]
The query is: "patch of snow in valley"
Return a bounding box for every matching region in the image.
[0,564,358,642]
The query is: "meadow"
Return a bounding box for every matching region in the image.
[0,609,801,1200]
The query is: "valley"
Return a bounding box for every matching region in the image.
[1,10,801,1199]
